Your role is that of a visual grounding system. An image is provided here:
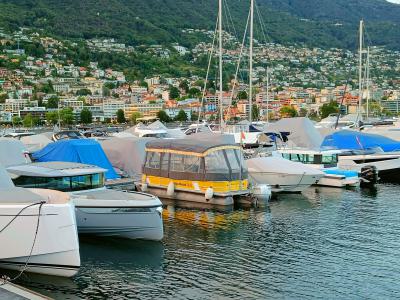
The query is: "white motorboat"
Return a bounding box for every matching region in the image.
[279,149,360,188]
[338,152,400,183]
[7,161,164,241]
[0,167,80,277]
[246,156,325,193]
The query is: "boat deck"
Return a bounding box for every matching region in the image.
[0,282,50,300]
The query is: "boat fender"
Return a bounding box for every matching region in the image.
[205,187,214,201]
[252,184,271,202]
[141,183,148,192]
[167,181,175,196]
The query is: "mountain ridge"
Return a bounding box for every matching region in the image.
[1,0,400,49]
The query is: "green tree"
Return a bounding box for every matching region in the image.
[252,104,260,121]
[23,113,40,127]
[0,93,7,103]
[130,111,142,124]
[12,116,22,126]
[116,109,126,123]
[174,109,188,122]
[157,110,171,123]
[61,108,75,125]
[102,86,111,97]
[76,88,92,96]
[179,80,189,93]
[80,108,92,124]
[280,105,298,118]
[169,86,180,99]
[46,111,59,125]
[188,87,201,98]
[139,81,148,89]
[191,111,199,121]
[237,91,248,100]
[320,101,339,119]
[46,96,59,109]
[104,82,116,89]
[299,107,308,117]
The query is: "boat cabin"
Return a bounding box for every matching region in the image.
[142,139,249,204]
[280,150,341,167]
[7,161,106,192]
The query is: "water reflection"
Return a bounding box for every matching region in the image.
[20,185,400,299]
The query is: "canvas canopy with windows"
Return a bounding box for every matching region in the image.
[143,139,247,182]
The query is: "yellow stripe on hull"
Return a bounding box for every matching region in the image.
[142,175,248,195]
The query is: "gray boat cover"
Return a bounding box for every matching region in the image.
[100,137,154,179]
[0,138,31,167]
[184,132,236,144]
[20,133,52,152]
[263,117,323,150]
[146,138,238,154]
[0,164,15,189]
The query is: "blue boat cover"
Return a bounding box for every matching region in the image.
[321,130,400,152]
[323,169,358,178]
[32,139,118,179]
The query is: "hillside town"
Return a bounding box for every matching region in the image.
[1,27,400,127]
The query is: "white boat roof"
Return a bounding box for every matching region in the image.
[7,161,106,178]
[247,156,325,176]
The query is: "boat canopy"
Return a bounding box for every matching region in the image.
[263,117,323,149]
[143,139,247,181]
[321,130,400,152]
[32,139,118,180]
[101,136,153,180]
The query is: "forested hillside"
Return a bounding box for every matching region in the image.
[1,0,400,49]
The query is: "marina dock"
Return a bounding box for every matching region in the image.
[0,282,50,300]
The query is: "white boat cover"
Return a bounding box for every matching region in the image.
[247,156,325,176]
[0,138,31,167]
[20,133,52,152]
[184,132,236,144]
[0,164,15,189]
[116,121,185,138]
[263,117,323,150]
[100,136,154,179]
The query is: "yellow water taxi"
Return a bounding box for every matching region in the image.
[141,139,249,206]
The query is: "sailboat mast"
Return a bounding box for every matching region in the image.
[218,0,223,129]
[358,20,364,123]
[366,47,370,120]
[249,0,254,122]
[266,67,269,123]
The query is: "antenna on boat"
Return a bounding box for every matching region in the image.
[266,67,269,123]
[249,0,254,123]
[218,0,224,130]
[357,20,364,126]
[366,46,370,121]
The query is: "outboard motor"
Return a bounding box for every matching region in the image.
[360,165,379,187]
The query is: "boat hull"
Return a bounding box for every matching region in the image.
[338,155,400,183]
[71,189,164,241]
[0,202,80,277]
[249,172,322,193]
[377,167,400,184]
[316,176,359,188]
[142,185,236,206]
[75,206,163,241]
[0,250,80,277]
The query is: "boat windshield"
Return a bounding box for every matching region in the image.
[282,153,338,165]
[13,173,105,192]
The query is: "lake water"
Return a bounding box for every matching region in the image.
[17,185,400,299]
